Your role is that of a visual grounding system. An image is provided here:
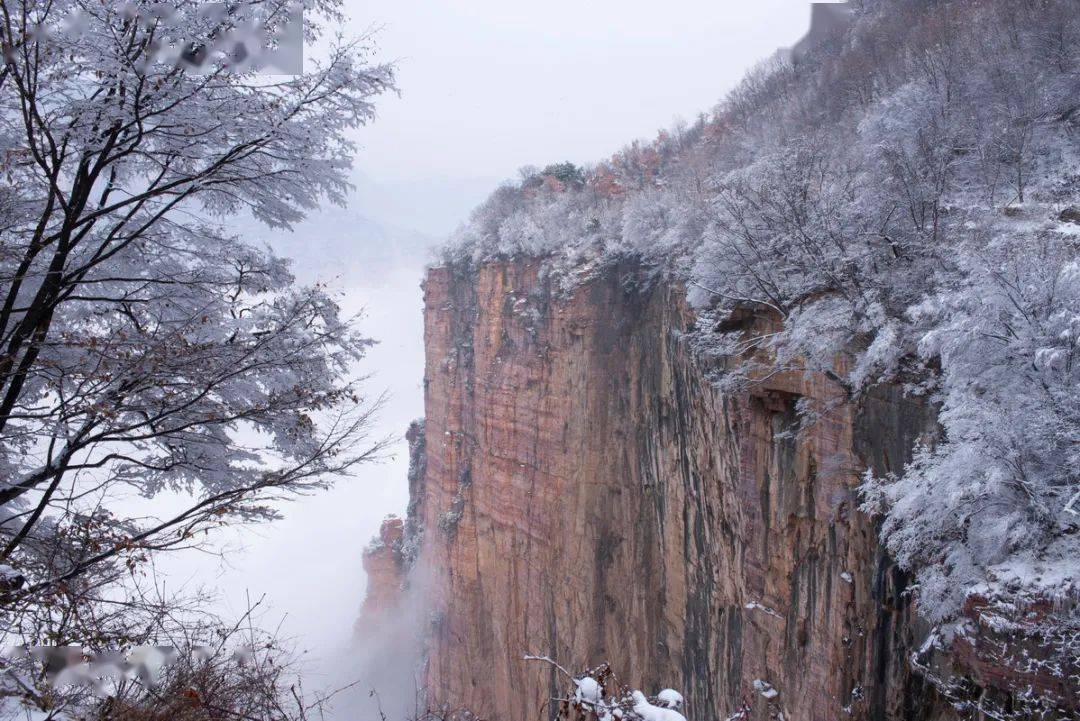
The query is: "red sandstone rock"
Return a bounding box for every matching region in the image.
[355,515,406,638]
[361,258,1067,721]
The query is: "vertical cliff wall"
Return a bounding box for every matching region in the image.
[386,257,958,721]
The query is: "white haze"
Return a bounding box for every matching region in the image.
[153,0,831,713]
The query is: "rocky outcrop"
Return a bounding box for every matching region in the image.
[355,515,407,639]
[355,420,429,641]
[364,257,1067,720]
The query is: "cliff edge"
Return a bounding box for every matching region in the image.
[357,258,979,721]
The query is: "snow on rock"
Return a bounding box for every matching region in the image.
[744,601,782,617]
[753,679,779,699]
[656,689,684,711]
[631,691,687,721]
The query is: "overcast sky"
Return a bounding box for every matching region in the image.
[352,1,817,185]
[165,0,835,707]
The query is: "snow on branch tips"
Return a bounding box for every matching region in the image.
[0,0,395,716]
[525,656,687,721]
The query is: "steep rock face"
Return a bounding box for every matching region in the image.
[407,258,951,721]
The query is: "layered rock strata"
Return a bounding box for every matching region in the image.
[358,258,1070,721]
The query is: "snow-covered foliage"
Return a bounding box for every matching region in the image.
[655,689,684,711]
[574,676,603,706]
[451,0,1080,710]
[0,0,392,712]
[543,661,687,721]
[630,691,685,721]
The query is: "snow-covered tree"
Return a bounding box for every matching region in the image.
[0,0,393,693]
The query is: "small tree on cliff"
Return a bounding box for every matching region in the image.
[0,0,392,674]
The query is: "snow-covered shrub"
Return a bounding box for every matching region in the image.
[525,658,689,721]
